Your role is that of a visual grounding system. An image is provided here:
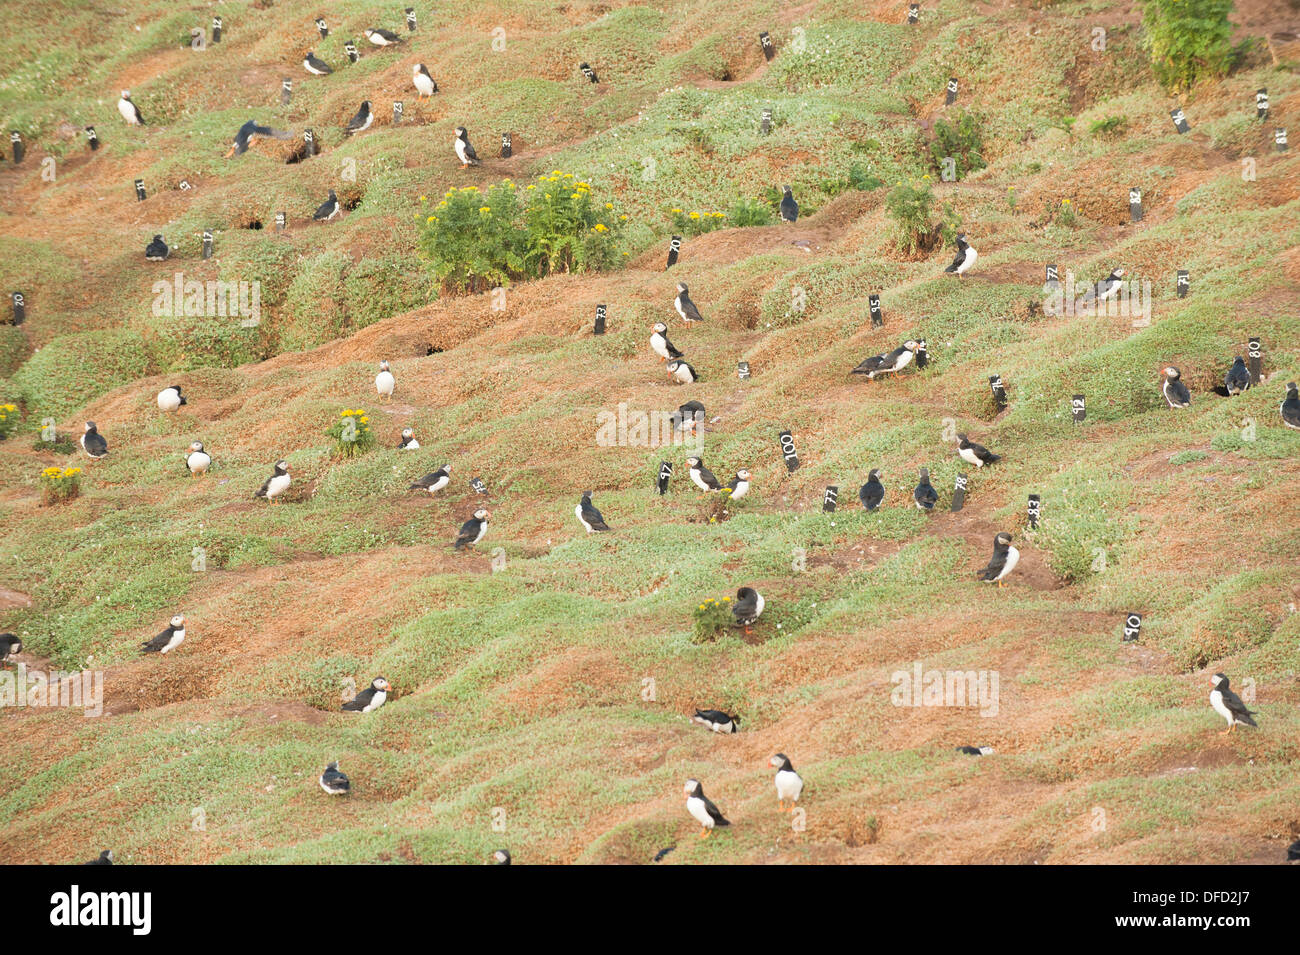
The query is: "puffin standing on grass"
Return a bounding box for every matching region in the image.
[724,469,751,500]
[80,422,108,459]
[852,341,918,379]
[686,457,720,492]
[692,709,740,733]
[575,491,609,533]
[302,52,334,75]
[978,532,1019,587]
[454,509,490,550]
[914,468,937,510]
[141,614,186,654]
[410,465,451,494]
[157,384,186,411]
[1215,356,1252,397]
[185,441,211,477]
[674,283,704,323]
[454,127,481,167]
[255,460,291,502]
[1081,268,1125,307]
[313,189,340,221]
[117,91,144,125]
[957,433,1000,468]
[779,185,798,223]
[412,64,438,97]
[683,779,729,837]
[860,469,885,511]
[1162,367,1192,409]
[672,400,706,434]
[145,235,169,261]
[342,677,391,713]
[768,753,804,811]
[944,234,977,278]
[650,322,683,361]
[344,100,373,136]
[732,586,764,635]
[1281,382,1300,430]
[319,761,350,795]
[375,360,395,401]
[364,27,403,46]
[667,359,698,384]
[1209,673,1257,734]
[398,428,420,450]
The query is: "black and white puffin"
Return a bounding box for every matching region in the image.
[732,586,764,633]
[957,433,1000,468]
[364,27,403,46]
[0,633,22,662]
[302,52,334,75]
[1162,366,1191,409]
[768,753,804,811]
[319,761,350,795]
[375,359,394,400]
[692,709,740,733]
[851,340,918,379]
[674,283,704,323]
[1209,673,1257,734]
[117,90,144,125]
[145,235,169,261]
[779,185,798,223]
[344,100,373,136]
[491,849,511,865]
[313,189,340,221]
[860,469,885,511]
[227,120,291,157]
[913,468,937,510]
[650,322,683,361]
[978,532,1019,587]
[686,456,720,492]
[412,64,438,98]
[398,427,420,450]
[1281,382,1300,430]
[575,491,609,533]
[955,745,994,756]
[255,460,291,501]
[683,779,729,837]
[454,509,490,550]
[1081,268,1125,306]
[944,233,977,277]
[410,465,451,494]
[185,441,211,477]
[80,421,108,459]
[454,127,480,167]
[672,400,705,433]
[724,469,751,500]
[1217,356,1252,397]
[141,614,186,654]
[666,359,697,385]
[342,677,391,713]
[83,850,114,865]
[157,384,186,411]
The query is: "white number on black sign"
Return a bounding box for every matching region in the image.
[1122,613,1141,641]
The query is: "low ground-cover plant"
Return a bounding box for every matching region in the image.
[693,594,735,642]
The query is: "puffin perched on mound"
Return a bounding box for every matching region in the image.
[1161,366,1191,409]
[957,433,1000,468]
[410,465,451,494]
[674,283,704,323]
[141,614,186,654]
[364,27,403,46]
[412,64,438,98]
[692,708,740,733]
[686,456,720,492]
[779,185,798,223]
[852,341,918,379]
[117,90,144,125]
[342,677,390,713]
[454,127,481,167]
[83,850,114,865]
[650,322,683,361]
[145,235,169,261]
[666,359,697,384]
[344,100,373,136]
[80,421,108,459]
[732,587,764,634]
[157,384,186,411]
[575,491,609,533]
[978,532,1019,587]
[185,441,211,477]
[1209,673,1257,734]
[319,761,350,795]
[1214,356,1252,397]
[1281,382,1300,430]
[454,509,490,550]
[313,189,340,221]
[303,52,333,75]
[724,469,751,500]
[683,779,728,837]
[491,849,511,865]
[860,468,885,511]
[913,468,937,510]
[398,427,420,450]
[374,359,394,400]
[944,233,977,277]
[255,460,291,501]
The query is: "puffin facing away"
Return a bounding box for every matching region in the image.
[768,753,804,811]
[157,384,186,411]
[83,850,114,865]
[398,427,420,450]
[185,441,211,477]
[666,359,697,384]
[575,491,609,533]
[650,322,683,361]
[944,233,977,277]
[342,677,391,713]
[81,421,108,459]
[732,586,765,633]
[1215,356,1252,397]
[978,532,1019,587]
[686,456,720,492]
[344,100,373,136]
[412,64,438,97]
[303,51,333,75]
[313,189,340,221]
[141,614,186,654]
[255,460,291,501]
[914,468,937,510]
[364,27,403,46]
[1281,382,1300,430]
[1162,366,1191,409]
[674,283,704,323]
[319,761,350,795]
[410,465,451,494]
[1209,673,1257,734]
[454,127,481,167]
[683,779,729,837]
[779,185,798,223]
[692,709,740,733]
[957,433,1000,468]
[117,90,144,125]
[0,632,22,662]
[852,341,918,379]
[145,235,169,261]
[454,509,490,550]
[375,359,394,400]
[860,468,884,511]
[724,469,751,500]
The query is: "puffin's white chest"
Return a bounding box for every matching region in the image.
[650,333,670,359]
[161,629,185,653]
[118,99,139,124]
[375,371,395,395]
[187,451,211,474]
[690,469,711,492]
[729,480,749,500]
[363,690,387,713]
[157,390,182,411]
[959,447,983,467]
[454,138,470,162]
[956,247,977,274]
[673,364,693,383]
[686,796,714,829]
[414,73,434,96]
[996,546,1020,581]
[265,474,291,498]
[774,769,803,802]
[1210,690,1233,723]
[401,438,420,450]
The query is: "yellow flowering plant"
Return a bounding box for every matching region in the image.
[327,408,376,458]
[670,208,727,237]
[40,465,82,504]
[0,402,18,440]
[692,595,735,643]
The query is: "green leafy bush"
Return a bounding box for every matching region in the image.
[40,465,82,505]
[1141,0,1240,92]
[885,182,936,255]
[929,110,986,180]
[1089,115,1129,138]
[727,198,773,228]
[0,401,18,440]
[670,207,727,236]
[327,409,375,458]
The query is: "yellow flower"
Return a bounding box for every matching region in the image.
[605,202,613,210]
[359,417,369,424]
[671,208,682,213]
[427,216,436,223]
[526,184,535,189]
[479,206,490,213]
[689,211,700,219]
[619,214,628,220]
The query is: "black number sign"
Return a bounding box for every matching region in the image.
[345,42,359,63]
[9,131,23,165]
[86,126,98,151]
[989,374,1007,408]
[760,108,772,136]
[470,477,487,495]
[500,132,512,158]
[303,128,316,157]
[1247,337,1261,385]
[1176,270,1189,298]
[1122,612,1142,642]
[393,101,404,123]
[951,474,968,512]
[1256,88,1268,119]
[134,178,146,201]
[281,78,292,105]
[759,32,774,61]
[580,62,598,83]
[178,179,192,191]
[737,361,751,380]
[1027,493,1041,529]
[823,486,838,513]
[1129,187,1142,223]
[212,16,223,42]
[778,430,800,472]
[1276,128,1288,152]
[1170,108,1190,134]
[1071,394,1086,423]
[868,294,882,328]
[657,461,672,495]
[406,8,417,31]
[315,17,328,38]
[1045,263,1059,288]
[275,211,286,230]
[908,4,919,23]
[945,77,958,105]
[202,230,214,259]
[667,235,681,268]
[594,304,606,335]
[11,291,25,326]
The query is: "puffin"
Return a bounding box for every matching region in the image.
[375,359,395,401]
[83,850,114,865]
[944,233,977,277]
[454,127,481,167]
[674,283,704,323]
[0,632,22,662]
[454,509,490,550]
[913,468,938,510]
[683,779,729,837]
[313,189,340,221]
[141,614,186,654]
[1216,356,1252,396]
[1161,366,1191,409]
[860,469,884,511]
[978,532,1020,587]
[1209,673,1257,734]
[254,460,291,501]
[410,465,451,494]
[851,341,918,379]
[768,753,804,811]
[957,433,1000,468]
[227,120,292,157]
[692,709,740,733]
[319,761,351,795]
[575,491,609,533]
[492,849,511,865]
[1281,382,1300,430]
[667,359,698,384]
[364,27,403,46]
[1081,268,1125,306]
[185,441,211,477]
[779,185,798,223]
[732,586,765,633]
[80,421,108,459]
[686,456,720,492]
[117,90,144,125]
[398,427,420,450]
[724,469,751,500]
[302,52,334,75]
[955,745,995,756]
[157,384,186,411]
[412,64,438,98]
[342,677,391,713]
[344,100,373,135]
[650,322,683,361]
[145,235,170,261]
[672,400,705,433]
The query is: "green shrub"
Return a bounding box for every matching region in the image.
[39,465,82,505]
[0,401,18,440]
[1089,115,1129,138]
[929,110,986,180]
[327,408,376,458]
[670,207,727,236]
[1141,0,1239,92]
[727,198,773,228]
[885,182,936,254]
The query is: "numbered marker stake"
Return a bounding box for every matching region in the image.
[737,361,751,380]
[1027,493,1041,529]
[657,461,672,495]
[868,294,882,328]
[823,486,838,513]
[778,430,800,472]
[594,304,606,335]
[951,474,968,512]
[1122,612,1142,642]
[759,32,774,61]
[10,291,25,326]
[1176,270,1189,298]
[1071,394,1086,424]
[666,235,681,268]
[1129,187,1142,223]
[500,132,512,158]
